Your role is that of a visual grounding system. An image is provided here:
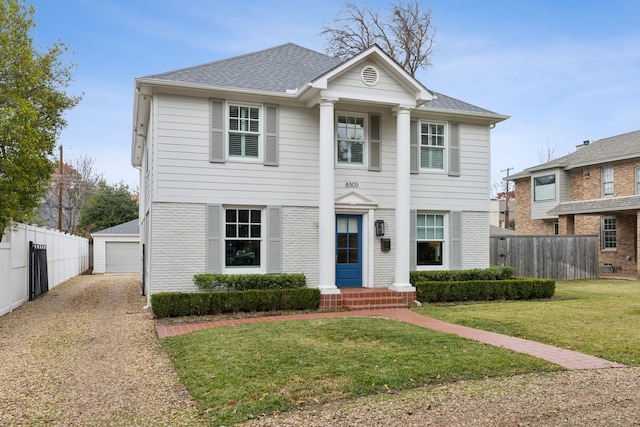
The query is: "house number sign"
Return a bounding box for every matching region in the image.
[345,182,359,189]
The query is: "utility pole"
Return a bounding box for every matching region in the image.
[501,167,513,229]
[58,145,63,231]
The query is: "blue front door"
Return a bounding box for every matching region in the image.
[336,215,362,287]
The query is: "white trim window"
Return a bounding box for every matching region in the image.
[602,166,614,197]
[420,122,445,170]
[533,174,556,201]
[228,104,261,160]
[602,217,617,250]
[416,213,445,266]
[225,208,263,269]
[336,113,366,166]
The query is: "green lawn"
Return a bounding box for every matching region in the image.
[414,279,640,366]
[161,317,558,426]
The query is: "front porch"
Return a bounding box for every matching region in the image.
[319,287,416,311]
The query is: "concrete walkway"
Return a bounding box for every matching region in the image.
[156,308,625,371]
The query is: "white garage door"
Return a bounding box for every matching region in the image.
[105,242,139,273]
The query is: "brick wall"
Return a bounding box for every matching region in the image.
[571,160,640,200]
[282,206,319,287]
[373,209,395,285]
[461,211,490,268]
[513,178,556,234]
[150,203,206,294]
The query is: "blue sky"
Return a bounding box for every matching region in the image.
[29,0,640,192]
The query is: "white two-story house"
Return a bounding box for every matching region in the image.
[131,43,508,308]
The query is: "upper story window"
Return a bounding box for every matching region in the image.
[602,166,614,197]
[337,113,366,165]
[533,174,556,201]
[228,104,260,159]
[420,122,445,170]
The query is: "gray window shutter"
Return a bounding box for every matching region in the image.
[264,104,279,166]
[368,114,381,171]
[409,209,417,271]
[410,120,419,174]
[210,99,225,163]
[206,205,221,273]
[449,122,460,176]
[267,206,282,273]
[450,211,462,269]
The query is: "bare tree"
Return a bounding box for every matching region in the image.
[537,139,559,163]
[38,153,104,233]
[320,0,436,76]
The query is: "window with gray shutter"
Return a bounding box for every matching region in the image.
[210,100,225,163]
[449,122,460,176]
[369,114,381,171]
[206,205,221,272]
[267,206,282,273]
[450,211,462,269]
[264,104,279,166]
[409,210,417,271]
[410,120,419,174]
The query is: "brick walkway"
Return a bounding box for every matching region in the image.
[156,308,626,371]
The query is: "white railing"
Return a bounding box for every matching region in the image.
[0,223,89,317]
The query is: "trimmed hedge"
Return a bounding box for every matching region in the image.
[413,278,555,303]
[410,266,515,283]
[193,273,306,291]
[151,287,321,318]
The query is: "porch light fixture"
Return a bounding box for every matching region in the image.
[375,220,385,236]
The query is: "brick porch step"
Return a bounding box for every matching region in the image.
[340,289,409,311]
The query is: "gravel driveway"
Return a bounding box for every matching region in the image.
[0,274,203,426]
[1,274,639,426]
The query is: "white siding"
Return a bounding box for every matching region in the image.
[411,123,491,212]
[328,60,417,105]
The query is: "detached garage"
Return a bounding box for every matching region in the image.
[92,219,140,274]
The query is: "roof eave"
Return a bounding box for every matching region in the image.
[419,107,510,124]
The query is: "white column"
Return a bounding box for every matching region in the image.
[318,99,339,292]
[391,106,415,290]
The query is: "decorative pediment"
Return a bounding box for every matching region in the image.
[335,191,378,210]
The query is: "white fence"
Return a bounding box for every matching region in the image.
[0,223,89,317]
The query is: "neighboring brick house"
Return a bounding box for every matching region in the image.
[508,130,640,275]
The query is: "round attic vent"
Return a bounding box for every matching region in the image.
[361,65,379,86]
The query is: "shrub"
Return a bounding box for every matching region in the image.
[151,288,321,318]
[193,273,306,291]
[414,278,555,303]
[409,266,514,284]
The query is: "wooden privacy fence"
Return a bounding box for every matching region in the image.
[490,235,598,280]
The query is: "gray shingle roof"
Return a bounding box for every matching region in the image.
[144,43,342,93]
[547,195,640,215]
[510,130,640,179]
[93,219,140,235]
[141,43,499,116]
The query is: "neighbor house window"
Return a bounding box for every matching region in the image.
[602,217,616,249]
[420,122,445,169]
[225,208,262,267]
[417,213,444,266]
[602,166,614,196]
[533,174,556,201]
[228,104,260,159]
[337,114,365,165]
[636,167,640,195]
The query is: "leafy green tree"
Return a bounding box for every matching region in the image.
[78,183,138,234]
[0,0,80,239]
